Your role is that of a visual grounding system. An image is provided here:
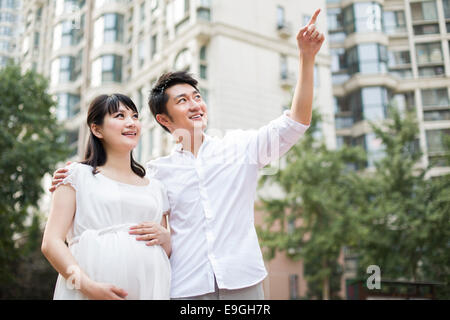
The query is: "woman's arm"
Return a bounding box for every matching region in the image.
[41,185,128,299]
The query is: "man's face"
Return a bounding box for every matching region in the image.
[159,83,208,134]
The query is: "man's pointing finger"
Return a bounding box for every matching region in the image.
[308,8,321,26]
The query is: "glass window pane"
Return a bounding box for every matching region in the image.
[444,0,450,19]
[422,1,438,20]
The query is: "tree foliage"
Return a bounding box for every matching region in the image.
[257,111,366,299]
[352,107,450,296]
[0,64,71,298]
[257,107,450,299]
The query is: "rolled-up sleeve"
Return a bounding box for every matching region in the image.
[247,110,310,168]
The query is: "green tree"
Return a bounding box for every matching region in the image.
[352,107,450,297]
[0,64,71,298]
[257,111,366,299]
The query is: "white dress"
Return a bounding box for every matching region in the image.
[52,162,171,300]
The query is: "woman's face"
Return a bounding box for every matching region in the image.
[95,103,141,153]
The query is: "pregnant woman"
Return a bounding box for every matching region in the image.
[41,94,171,300]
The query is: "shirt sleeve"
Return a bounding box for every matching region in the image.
[247,110,310,169]
[54,162,80,191]
[161,185,170,215]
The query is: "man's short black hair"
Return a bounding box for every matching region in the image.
[148,71,199,133]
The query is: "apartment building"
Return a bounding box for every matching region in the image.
[0,0,21,67]
[327,0,450,177]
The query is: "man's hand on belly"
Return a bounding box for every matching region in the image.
[129,222,170,247]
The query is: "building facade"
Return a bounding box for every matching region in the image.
[328,0,450,178]
[0,0,21,67]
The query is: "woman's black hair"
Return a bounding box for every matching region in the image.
[81,93,146,178]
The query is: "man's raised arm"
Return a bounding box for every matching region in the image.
[291,8,325,126]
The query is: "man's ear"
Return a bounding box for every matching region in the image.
[156,113,172,130]
[90,123,103,139]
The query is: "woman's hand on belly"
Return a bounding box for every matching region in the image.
[82,279,128,300]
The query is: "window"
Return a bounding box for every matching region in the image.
[95,0,121,8]
[199,45,207,80]
[280,54,288,79]
[55,0,84,17]
[361,87,388,121]
[289,275,299,300]
[335,96,353,129]
[0,0,17,9]
[327,7,345,42]
[314,65,320,88]
[140,1,145,22]
[410,1,438,21]
[390,92,415,113]
[277,6,285,29]
[61,20,77,47]
[424,110,450,121]
[383,10,406,34]
[0,40,10,51]
[421,88,450,122]
[421,88,449,107]
[150,0,159,12]
[32,32,39,50]
[73,50,82,80]
[199,87,208,105]
[197,0,211,21]
[426,129,450,154]
[388,51,411,67]
[174,48,191,71]
[343,2,382,34]
[36,6,42,21]
[65,128,79,157]
[336,135,352,149]
[104,13,124,43]
[365,132,385,167]
[102,54,123,83]
[57,93,80,120]
[413,23,439,35]
[415,42,442,64]
[0,26,12,36]
[151,34,157,59]
[138,39,145,67]
[330,48,349,84]
[59,56,75,82]
[444,0,450,19]
[388,50,412,79]
[327,7,343,31]
[415,42,445,77]
[174,0,190,25]
[346,43,388,75]
[349,87,388,122]
[418,65,445,77]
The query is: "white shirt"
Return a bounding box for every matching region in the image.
[147,111,309,298]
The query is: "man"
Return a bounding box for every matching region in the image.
[50,9,325,299]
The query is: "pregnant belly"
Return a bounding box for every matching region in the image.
[69,224,171,299]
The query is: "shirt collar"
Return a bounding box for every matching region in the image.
[173,133,211,154]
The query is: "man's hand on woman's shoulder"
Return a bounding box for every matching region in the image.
[49,161,73,193]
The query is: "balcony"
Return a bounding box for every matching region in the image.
[276,21,292,39]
